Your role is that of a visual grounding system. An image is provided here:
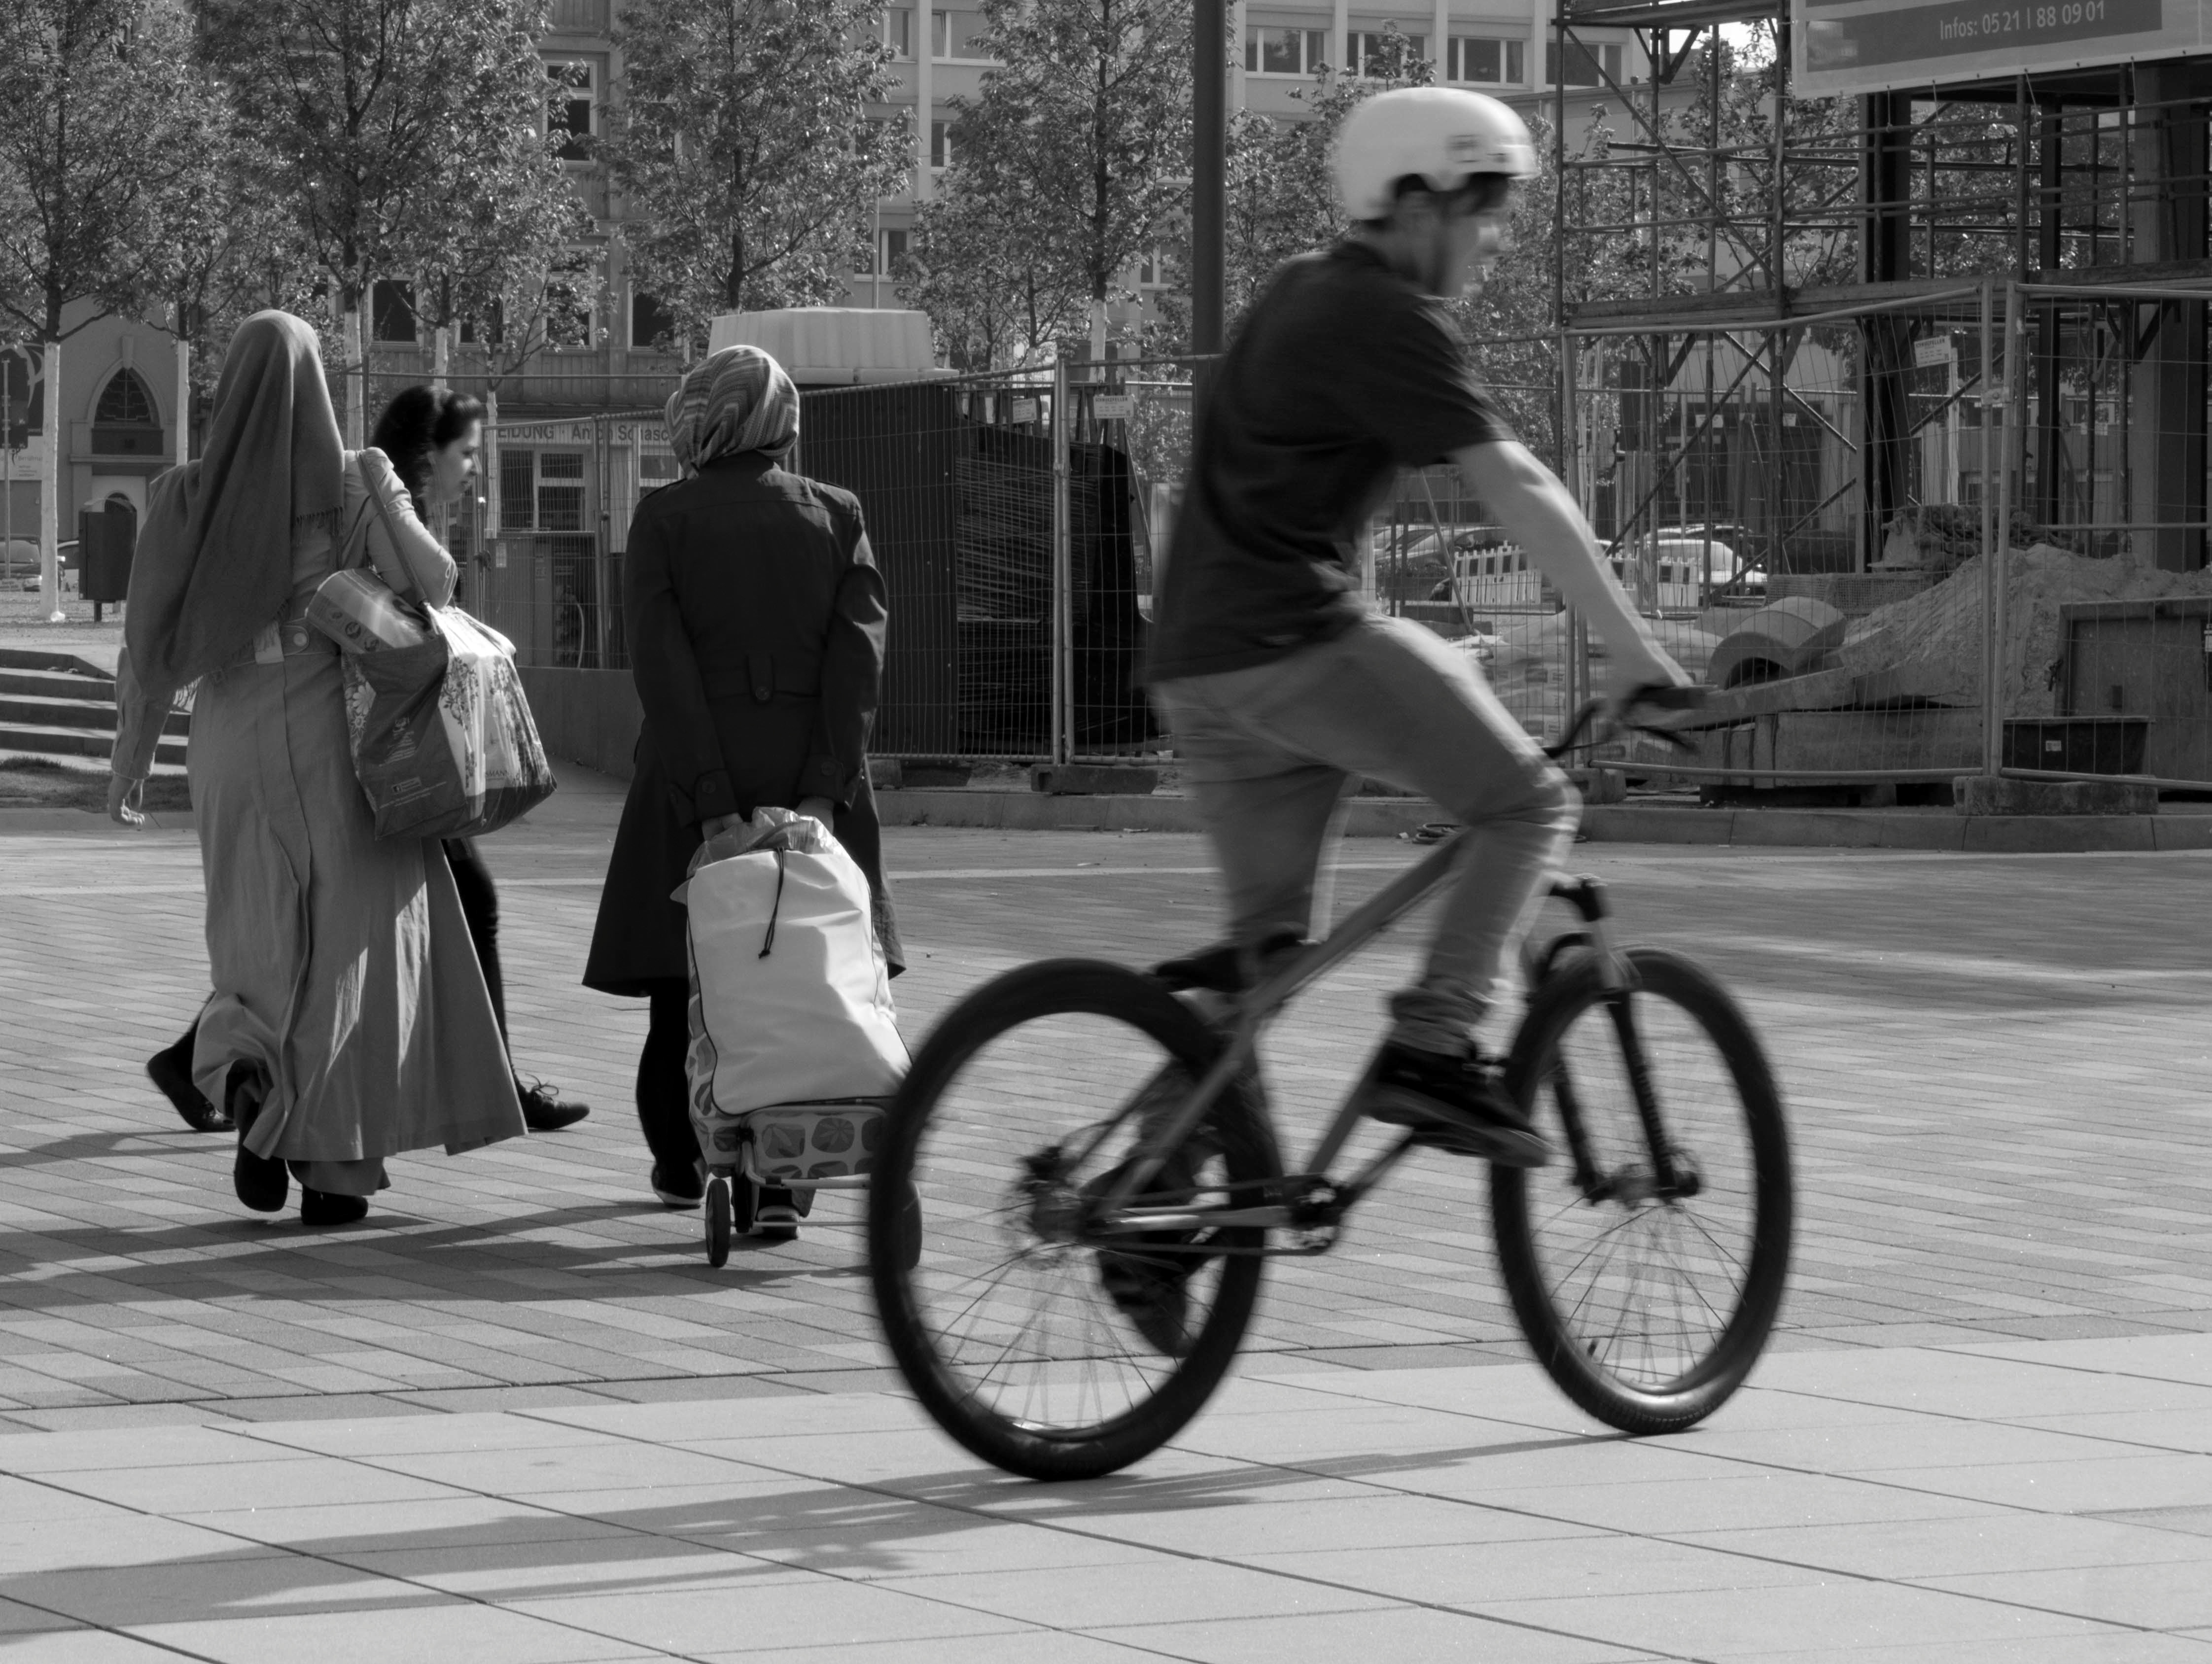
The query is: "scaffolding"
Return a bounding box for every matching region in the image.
[1536,0,2212,793]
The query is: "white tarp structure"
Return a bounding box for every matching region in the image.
[705,308,951,386]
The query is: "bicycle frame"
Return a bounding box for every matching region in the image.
[1092,833,1637,1242]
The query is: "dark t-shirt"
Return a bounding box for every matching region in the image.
[1146,241,1515,682]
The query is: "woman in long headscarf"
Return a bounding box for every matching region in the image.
[109,312,524,1225]
[583,345,898,1237]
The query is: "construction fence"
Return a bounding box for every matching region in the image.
[449,284,2212,798]
[1558,279,2212,800]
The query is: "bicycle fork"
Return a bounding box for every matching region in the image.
[1548,877,1697,1203]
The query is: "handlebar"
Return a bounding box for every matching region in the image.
[1544,683,1708,762]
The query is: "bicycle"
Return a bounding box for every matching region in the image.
[867,690,1794,1481]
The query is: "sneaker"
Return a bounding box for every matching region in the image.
[1362,1040,1550,1167]
[652,1162,704,1209]
[751,1185,802,1242]
[519,1080,590,1132]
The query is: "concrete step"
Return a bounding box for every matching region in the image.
[0,694,189,736]
[0,646,111,679]
[0,723,188,769]
[0,668,117,701]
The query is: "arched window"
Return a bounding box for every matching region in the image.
[96,369,157,427]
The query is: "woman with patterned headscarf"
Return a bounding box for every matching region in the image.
[108,312,524,1225]
[584,345,898,1236]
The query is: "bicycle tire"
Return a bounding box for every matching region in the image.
[1493,946,1792,1434]
[868,959,1281,1480]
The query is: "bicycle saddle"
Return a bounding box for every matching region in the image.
[1151,931,1307,994]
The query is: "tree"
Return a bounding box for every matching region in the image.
[0,0,214,617]
[602,0,910,345]
[900,177,1088,372]
[203,0,578,441]
[948,0,1193,362]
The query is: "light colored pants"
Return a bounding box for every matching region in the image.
[1155,615,1579,1053]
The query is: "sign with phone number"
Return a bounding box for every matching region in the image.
[1793,0,2202,94]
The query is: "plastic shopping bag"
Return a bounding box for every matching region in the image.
[341,605,559,840]
[680,810,908,1178]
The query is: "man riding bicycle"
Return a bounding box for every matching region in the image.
[1148,86,1692,1169]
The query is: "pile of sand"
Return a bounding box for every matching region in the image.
[1837,545,2212,716]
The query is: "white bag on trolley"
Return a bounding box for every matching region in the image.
[677,809,908,1180]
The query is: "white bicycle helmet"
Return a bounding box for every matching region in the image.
[1332,86,1538,222]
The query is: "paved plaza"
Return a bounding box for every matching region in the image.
[2,767,2211,1659]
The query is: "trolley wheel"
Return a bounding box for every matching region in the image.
[869,958,1280,1481]
[703,1176,732,1268]
[1494,947,1793,1435]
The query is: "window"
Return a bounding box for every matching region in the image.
[638,450,679,502]
[370,279,417,343]
[459,302,504,346]
[857,226,911,275]
[1448,35,1525,84]
[500,450,535,530]
[881,5,912,55]
[1345,29,1426,76]
[930,119,951,170]
[630,289,677,349]
[545,250,597,348]
[932,9,987,59]
[538,451,585,530]
[1243,26,1326,74]
[94,369,156,427]
[547,62,594,161]
[1551,41,1623,87]
[1137,247,1171,288]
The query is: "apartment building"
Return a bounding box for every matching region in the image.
[357,1,1644,416]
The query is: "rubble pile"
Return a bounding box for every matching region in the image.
[1837,545,2212,716]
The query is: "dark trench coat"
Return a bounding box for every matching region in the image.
[583,451,902,996]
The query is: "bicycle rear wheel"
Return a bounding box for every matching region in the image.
[1494,946,1792,1433]
[868,959,1281,1480]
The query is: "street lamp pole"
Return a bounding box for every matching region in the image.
[1191,0,1227,359]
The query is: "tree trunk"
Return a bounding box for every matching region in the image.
[484,389,501,534]
[1089,297,1109,371]
[342,306,366,446]
[174,322,192,468]
[38,335,63,624]
[433,325,450,395]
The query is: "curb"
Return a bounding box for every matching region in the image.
[872,789,2212,852]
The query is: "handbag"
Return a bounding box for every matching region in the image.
[307,465,559,840]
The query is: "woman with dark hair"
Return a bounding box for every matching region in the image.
[111,315,526,1226]
[142,383,589,1139]
[370,385,590,1134]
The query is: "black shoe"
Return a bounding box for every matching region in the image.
[1362,1040,1550,1167]
[652,1162,704,1210]
[234,1137,288,1213]
[519,1080,590,1132]
[300,1187,370,1226]
[149,1045,230,1133]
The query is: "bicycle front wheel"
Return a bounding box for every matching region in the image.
[1494,946,1793,1433]
[868,959,1281,1480]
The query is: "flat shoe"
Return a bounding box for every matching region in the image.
[234,1141,288,1213]
[300,1187,370,1226]
[149,1047,230,1133]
